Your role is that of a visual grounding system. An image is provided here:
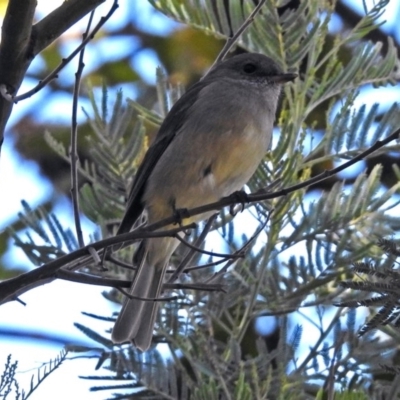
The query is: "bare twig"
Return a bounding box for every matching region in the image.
[32,0,107,55]
[296,308,343,372]
[106,255,136,270]
[56,269,224,293]
[12,0,119,103]
[0,223,196,305]
[207,0,267,71]
[205,211,271,284]
[117,287,180,302]
[248,127,400,202]
[174,231,243,260]
[168,214,218,283]
[70,12,95,248]
[167,282,226,293]
[183,257,231,272]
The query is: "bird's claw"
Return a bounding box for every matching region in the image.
[228,190,250,216]
[173,207,190,226]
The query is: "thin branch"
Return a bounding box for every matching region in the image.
[55,268,128,287]
[56,269,225,293]
[205,212,270,285]
[70,11,95,248]
[207,0,267,71]
[106,255,137,270]
[183,257,231,272]
[167,282,226,293]
[174,231,243,260]
[168,214,218,283]
[296,308,343,372]
[12,0,119,103]
[108,251,225,274]
[116,287,179,302]
[32,0,107,56]
[0,223,196,305]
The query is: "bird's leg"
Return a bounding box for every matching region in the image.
[167,197,190,226]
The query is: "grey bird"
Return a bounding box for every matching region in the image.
[111,53,296,351]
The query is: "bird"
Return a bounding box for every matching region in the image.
[111,53,296,351]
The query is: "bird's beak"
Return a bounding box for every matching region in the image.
[271,73,297,84]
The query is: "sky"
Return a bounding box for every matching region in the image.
[0,0,399,399]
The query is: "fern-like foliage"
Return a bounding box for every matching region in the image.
[336,241,400,337]
[9,200,78,265]
[0,351,68,400]
[0,355,20,400]
[22,350,68,400]
[46,85,147,228]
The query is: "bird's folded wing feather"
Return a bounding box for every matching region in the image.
[117,80,210,234]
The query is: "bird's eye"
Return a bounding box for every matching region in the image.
[243,63,257,74]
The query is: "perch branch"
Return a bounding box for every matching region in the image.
[0,128,398,305]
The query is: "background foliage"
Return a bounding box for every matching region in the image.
[2,0,400,399]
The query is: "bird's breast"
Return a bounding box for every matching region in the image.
[208,122,271,197]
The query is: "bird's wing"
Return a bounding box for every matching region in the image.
[117,79,209,234]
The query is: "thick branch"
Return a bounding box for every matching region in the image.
[32,0,106,56]
[0,0,36,84]
[0,0,107,153]
[0,0,37,148]
[13,1,118,103]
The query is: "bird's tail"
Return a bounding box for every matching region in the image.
[111,243,166,351]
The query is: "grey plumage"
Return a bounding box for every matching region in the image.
[112,53,296,351]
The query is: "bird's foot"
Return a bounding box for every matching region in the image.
[228,190,250,215]
[173,207,190,226]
